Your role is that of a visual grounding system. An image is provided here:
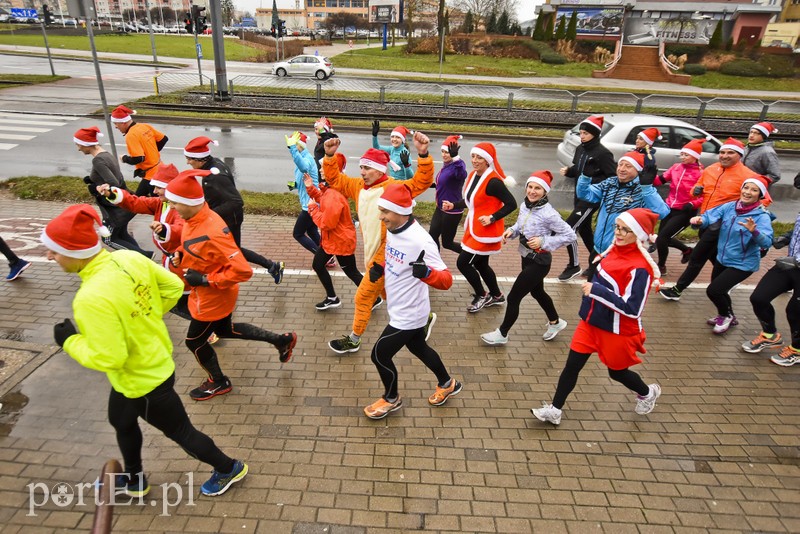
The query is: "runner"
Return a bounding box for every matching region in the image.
[110,105,167,197]
[312,116,338,174]
[323,132,435,354]
[42,204,248,497]
[363,183,460,419]
[429,134,467,255]
[165,172,298,400]
[371,121,414,181]
[743,122,781,184]
[183,136,285,284]
[286,131,321,254]
[532,208,663,425]
[480,171,575,346]
[442,142,517,313]
[1,236,30,281]
[633,127,660,186]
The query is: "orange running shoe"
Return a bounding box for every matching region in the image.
[363,397,402,419]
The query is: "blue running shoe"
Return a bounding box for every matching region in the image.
[201,460,248,496]
[114,472,150,498]
[6,259,30,281]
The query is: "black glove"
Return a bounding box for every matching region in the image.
[154,224,167,239]
[794,172,800,190]
[447,141,459,158]
[410,250,431,279]
[638,169,655,186]
[368,262,384,283]
[184,269,209,286]
[581,158,598,178]
[83,176,93,185]
[774,235,790,249]
[87,183,101,199]
[774,257,800,271]
[54,318,77,347]
[121,155,133,165]
[133,168,145,179]
[681,203,696,213]
[399,150,411,168]
[692,185,704,197]
[371,120,380,137]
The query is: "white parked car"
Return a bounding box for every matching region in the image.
[557,114,722,172]
[271,55,334,80]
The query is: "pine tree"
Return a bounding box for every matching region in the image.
[486,11,497,34]
[555,15,566,40]
[532,16,544,41]
[462,10,474,33]
[566,11,578,41]
[708,21,723,50]
[544,15,554,42]
[497,10,509,35]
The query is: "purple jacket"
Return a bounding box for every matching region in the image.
[434,157,467,214]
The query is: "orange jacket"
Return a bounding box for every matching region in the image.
[176,204,252,321]
[307,184,357,256]
[695,161,769,214]
[124,123,165,179]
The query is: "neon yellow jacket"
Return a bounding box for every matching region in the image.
[63,249,184,399]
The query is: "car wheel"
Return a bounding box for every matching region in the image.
[315,70,327,80]
[276,68,287,77]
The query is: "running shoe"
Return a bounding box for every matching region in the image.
[201,460,248,496]
[428,379,462,406]
[531,403,562,425]
[208,332,220,345]
[277,332,298,363]
[635,384,661,415]
[190,377,232,401]
[269,261,285,285]
[657,264,667,276]
[329,335,361,354]
[315,296,341,311]
[742,332,782,353]
[712,315,737,335]
[659,286,682,301]
[480,328,508,346]
[485,293,506,308]
[372,297,384,310]
[680,248,693,264]
[325,257,336,268]
[706,315,722,326]
[423,312,437,342]
[467,293,489,313]
[557,265,581,282]
[364,397,403,419]
[5,259,30,281]
[770,345,800,367]
[114,472,150,498]
[542,319,568,341]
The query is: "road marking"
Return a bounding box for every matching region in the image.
[0,118,67,127]
[0,111,79,121]
[0,133,35,141]
[0,143,18,150]
[0,125,51,133]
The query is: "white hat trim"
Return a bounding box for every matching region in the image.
[165,190,204,206]
[73,137,100,146]
[742,178,766,197]
[470,147,494,167]
[720,143,744,155]
[359,157,387,174]
[390,130,407,140]
[40,229,103,259]
[110,115,133,123]
[377,197,415,215]
[616,212,648,243]
[680,148,701,159]
[526,176,550,193]
[637,131,660,145]
[150,179,169,188]
[184,149,211,158]
[619,156,643,172]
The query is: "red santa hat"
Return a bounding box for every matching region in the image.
[742,175,770,198]
[335,152,347,171]
[295,131,308,149]
[73,126,104,147]
[314,116,333,133]
[720,137,745,155]
[40,204,110,259]
[751,122,777,139]
[616,208,662,280]
[637,127,662,146]
[377,183,415,215]
[359,148,390,174]
[526,170,553,193]
[110,105,136,123]
[441,134,463,152]
[150,163,180,189]
[471,142,512,182]
[680,138,705,160]
[184,136,219,158]
[390,125,410,141]
[165,169,214,206]
[579,115,604,137]
[619,151,645,172]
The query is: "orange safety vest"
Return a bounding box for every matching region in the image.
[461,168,505,255]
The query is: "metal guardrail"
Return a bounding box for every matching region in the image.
[154,72,800,124]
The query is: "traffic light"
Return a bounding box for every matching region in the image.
[184,13,193,33]
[270,24,276,37]
[197,15,207,33]
[279,19,286,37]
[42,4,53,25]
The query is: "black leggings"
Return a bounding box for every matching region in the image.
[706,264,752,316]
[675,226,719,291]
[312,247,363,298]
[100,206,152,258]
[186,314,286,382]
[134,178,155,198]
[655,208,694,266]
[750,265,800,346]
[429,209,463,255]
[293,210,321,254]
[108,373,234,476]
[371,324,451,401]
[552,350,649,409]
[0,237,20,264]
[499,256,558,336]
[222,208,277,270]
[564,205,597,268]
[456,251,500,297]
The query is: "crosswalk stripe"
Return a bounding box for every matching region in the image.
[0,143,18,150]
[0,118,67,127]
[0,112,79,121]
[0,133,35,141]
[0,125,51,133]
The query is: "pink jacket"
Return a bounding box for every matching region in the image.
[654,162,703,210]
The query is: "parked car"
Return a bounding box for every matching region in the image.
[556,113,722,172]
[271,54,334,80]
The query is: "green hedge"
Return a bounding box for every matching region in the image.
[758,54,795,78]
[541,51,567,64]
[682,63,707,75]
[719,59,768,77]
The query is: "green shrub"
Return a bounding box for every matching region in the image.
[541,51,566,64]
[682,63,706,75]
[719,58,768,77]
[758,54,795,78]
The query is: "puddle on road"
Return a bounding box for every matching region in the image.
[0,390,29,437]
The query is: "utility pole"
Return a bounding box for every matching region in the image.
[208,0,228,100]
[143,0,158,63]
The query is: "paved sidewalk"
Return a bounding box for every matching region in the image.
[1,197,799,533]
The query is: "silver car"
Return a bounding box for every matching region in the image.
[557,114,722,172]
[271,55,334,80]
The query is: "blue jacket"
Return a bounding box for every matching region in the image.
[577,174,669,254]
[289,145,319,211]
[372,137,414,180]
[699,201,773,272]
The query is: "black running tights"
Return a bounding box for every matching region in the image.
[552,350,649,409]
[429,209,463,255]
[312,248,363,298]
[0,237,19,264]
[750,265,800,346]
[499,257,558,336]
[108,374,234,476]
[564,205,597,269]
[706,265,752,317]
[456,251,500,297]
[655,208,694,266]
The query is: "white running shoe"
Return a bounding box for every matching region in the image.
[531,403,562,425]
[542,318,568,341]
[635,384,661,415]
[480,328,508,346]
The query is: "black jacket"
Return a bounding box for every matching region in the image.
[314,131,339,172]
[565,137,616,209]
[200,158,244,229]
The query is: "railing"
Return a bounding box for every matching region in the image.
[603,39,623,70]
[658,40,680,72]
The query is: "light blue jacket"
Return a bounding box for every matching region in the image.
[372,137,414,180]
[289,145,319,211]
[699,201,773,272]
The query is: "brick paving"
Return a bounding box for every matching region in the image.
[1,197,799,533]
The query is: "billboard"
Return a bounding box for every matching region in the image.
[623,18,732,46]
[556,8,623,36]
[369,0,403,24]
